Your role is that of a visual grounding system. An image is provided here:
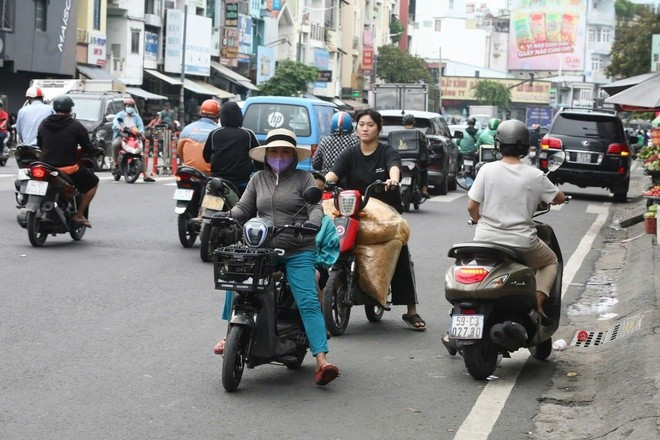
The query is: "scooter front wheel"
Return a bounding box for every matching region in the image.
[323,268,351,336]
[124,159,142,184]
[222,325,247,392]
[463,339,499,380]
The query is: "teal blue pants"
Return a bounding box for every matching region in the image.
[221,250,328,356]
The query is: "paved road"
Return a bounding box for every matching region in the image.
[0,160,616,439]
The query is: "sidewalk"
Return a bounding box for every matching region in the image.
[534,166,660,439]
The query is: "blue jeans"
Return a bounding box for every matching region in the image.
[221,249,328,356]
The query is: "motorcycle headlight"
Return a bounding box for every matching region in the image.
[243,218,274,248]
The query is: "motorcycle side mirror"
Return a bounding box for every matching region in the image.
[106,114,116,123]
[453,131,464,139]
[547,151,566,173]
[303,186,322,204]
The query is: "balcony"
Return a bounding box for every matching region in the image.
[586,10,615,27]
[144,14,162,28]
[310,24,325,42]
[588,41,612,55]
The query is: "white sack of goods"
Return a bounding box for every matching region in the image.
[322,197,410,306]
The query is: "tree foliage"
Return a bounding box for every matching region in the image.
[256,60,319,96]
[607,5,660,78]
[375,45,434,83]
[472,80,512,110]
[389,15,404,44]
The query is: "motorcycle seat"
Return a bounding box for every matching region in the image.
[448,242,527,265]
[177,166,207,180]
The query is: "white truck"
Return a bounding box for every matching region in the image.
[370,83,429,112]
[468,105,498,130]
[29,79,125,102]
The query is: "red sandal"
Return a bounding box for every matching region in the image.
[315,363,339,386]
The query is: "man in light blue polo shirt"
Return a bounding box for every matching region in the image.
[16,86,54,146]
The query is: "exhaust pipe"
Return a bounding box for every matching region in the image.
[490,321,528,352]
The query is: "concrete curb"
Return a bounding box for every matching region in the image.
[534,166,660,439]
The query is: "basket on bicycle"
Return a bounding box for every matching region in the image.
[213,245,276,292]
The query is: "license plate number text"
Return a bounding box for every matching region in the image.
[401,176,412,185]
[173,189,194,201]
[25,180,48,196]
[201,194,225,210]
[450,314,484,339]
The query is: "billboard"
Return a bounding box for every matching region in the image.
[508,0,587,71]
[238,14,253,61]
[164,10,212,76]
[87,33,106,66]
[440,77,551,104]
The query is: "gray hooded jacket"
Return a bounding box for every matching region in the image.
[230,157,322,253]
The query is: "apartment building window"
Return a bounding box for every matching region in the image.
[591,56,601,73]
[579,89,592,101]
[93,0,101,30]
[435,19,442,32]
[131,31,140,54]
[588,28,595,44]
[601,28,610,43]
[35,0,46,31]
[0,0,13,31]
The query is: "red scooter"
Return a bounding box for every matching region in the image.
[112,125,144,184]
[322,181,391,336]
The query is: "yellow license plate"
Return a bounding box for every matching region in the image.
[201,194,225,211]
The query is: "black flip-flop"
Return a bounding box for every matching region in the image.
[402,313,427,332]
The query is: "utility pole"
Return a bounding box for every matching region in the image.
[178,5,188,124]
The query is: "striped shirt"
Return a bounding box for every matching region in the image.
[312,132,360,174]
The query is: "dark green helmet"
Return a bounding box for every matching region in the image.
[52,95,74,113]
[487,118,501,130]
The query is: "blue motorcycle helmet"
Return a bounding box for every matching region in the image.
[331,111,354,134]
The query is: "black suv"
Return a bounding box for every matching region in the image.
[539,109,631,202]
[379,110,460,195]
[67,91,128,171]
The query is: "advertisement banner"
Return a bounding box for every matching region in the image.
[507,0,587,71]
[238,14,253,58]
[225,0,239,27]
[256,45,275,84]
[525,107,554,128]
[221,27,240,67]
[145,31,158,62]
[362,47,374,73]
[164,10,212,76]
[652,34,660,72]
[314,48,330,89]
[87,33,107,66]
[440,77,552,104]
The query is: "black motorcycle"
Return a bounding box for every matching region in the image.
[454,152,478,191]
[210,187,322,392]
[389,129,428,212]
[199,177,242,262]
[20,156,95,247]
[173,166,207,247]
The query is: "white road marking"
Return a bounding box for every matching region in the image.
[0,173,16,178]
[427,193,466,203]
[454,203,611,440]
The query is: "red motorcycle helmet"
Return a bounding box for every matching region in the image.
[200,99,221,118]
[123,97,136,106]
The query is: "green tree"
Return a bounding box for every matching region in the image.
[607,6,660,78]
[256,60,319,96]
[472,80,512,111]
[389,15,404,44]
[375,45,434,83]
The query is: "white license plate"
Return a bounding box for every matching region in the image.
[173,188,194,201]
[18,168,30,180]
[450,314,484,339]
[463,159,473,166]
[201,194,225,211]
[577,152,591,164]
[401,176,412,185]
[25,180,48,196]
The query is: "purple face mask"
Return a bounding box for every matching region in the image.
[267,156,294,173]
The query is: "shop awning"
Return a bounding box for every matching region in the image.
[211,61,259,91]
[144,69,183,86]
[126,87,167,101]
[77,65,125,83]
[184,78,235,99]
[604,74,660,111]
[602,72,660,96]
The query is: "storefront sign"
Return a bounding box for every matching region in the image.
[225,0,239,27]
[145,31,158,62]
[440,76,551,104]
[508,0,587,71]
[238,14,253,56]
[165,9,212,76]
[526,107,554,128]
[221,27,240,67]
[314,48,330,89]
[87,32,106,66]
[362,47,374,72]
[317,70,332,82]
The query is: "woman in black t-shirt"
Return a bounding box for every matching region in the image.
[325,109,426,331]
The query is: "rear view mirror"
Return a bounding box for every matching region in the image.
[106,114,116,123]
[303,186,322,204]
[547,151,566,172]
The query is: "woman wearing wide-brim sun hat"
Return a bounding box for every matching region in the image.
[213,127,340,386]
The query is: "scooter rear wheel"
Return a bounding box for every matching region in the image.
[222,325,247,392]
[463,340,499,380]
[529,337,553,361]
[199,223,219,262]
[27,211,48,247]
[177,212,197,248]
